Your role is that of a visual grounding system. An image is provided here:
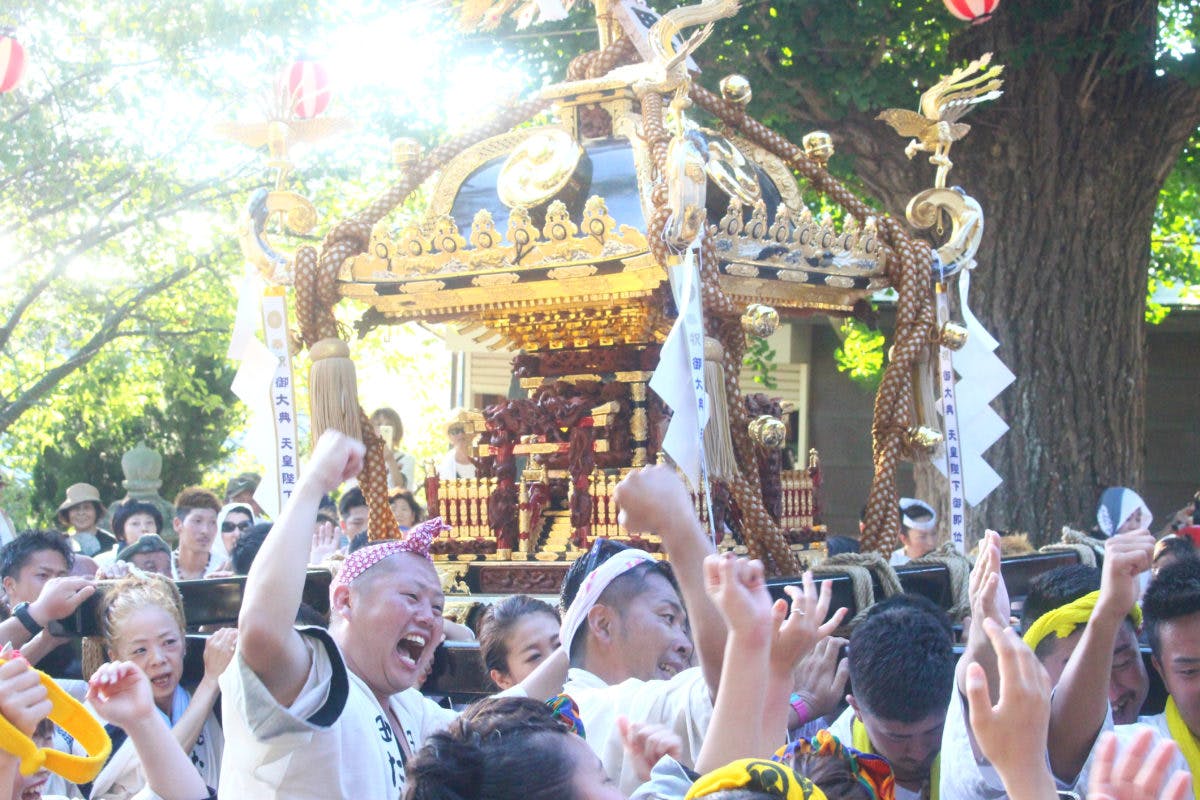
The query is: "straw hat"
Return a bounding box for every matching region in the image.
[56,483,107,526]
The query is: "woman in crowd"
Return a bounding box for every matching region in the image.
[477,595,561,690]
[371,406,417,490]
[56,484,116,558]
[95,501,166,568]
[77,572,236,799]
[389,488,424,534]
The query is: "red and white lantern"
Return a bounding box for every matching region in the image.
[285,59,331,119]
[943,0,1000,24]
[0,35,26,94]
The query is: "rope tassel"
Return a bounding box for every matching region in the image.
[308,337,363,443]
[703,336,738,482]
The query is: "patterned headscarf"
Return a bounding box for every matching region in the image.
[333,516,449,589]
[774,730,895,800]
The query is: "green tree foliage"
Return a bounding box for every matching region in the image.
[834,319,886,391]
[0,2,339,516]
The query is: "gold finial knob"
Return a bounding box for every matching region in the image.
[719,74,752,107]
[392,138,422,169]
[907,425,944,450]
[749,415,787,449]
[939,322,968,351]
[802,131,834,167]
[740,304,780,338]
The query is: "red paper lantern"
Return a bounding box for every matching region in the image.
[943,0,1000,24]
[286,59,331,119]
[0,35,26,94]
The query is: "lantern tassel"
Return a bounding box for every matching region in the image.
[308,338,363,443]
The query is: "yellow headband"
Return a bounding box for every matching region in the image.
[1021,590,1143,651]
[685,758,828,800]
[0,658,111,782]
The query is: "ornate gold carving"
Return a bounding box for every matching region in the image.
[400,280,445,294]
[726,264,759,278]
[472,273,520,287]
[878,53,1003,189]
[470,209,501,250]
[542,200,579,241]
[548,265,599,281]
[824,275,856,289]
[431,215,467,254]
[497,128,584,209]
[726,133,804,214]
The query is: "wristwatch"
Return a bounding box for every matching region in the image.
[11,601,42,637]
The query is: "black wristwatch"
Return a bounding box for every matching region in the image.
[12,602,42,636]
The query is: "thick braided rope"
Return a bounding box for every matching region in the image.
[907,541,973,620]
[294,96,552,540]
[568,34,638,80]
[811,552,904,629]
[640,91,799,575]
[689,85,938,557]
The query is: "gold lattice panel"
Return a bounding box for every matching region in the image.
[480,302,670,351]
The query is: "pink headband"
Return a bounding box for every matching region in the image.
[333,517,449,589]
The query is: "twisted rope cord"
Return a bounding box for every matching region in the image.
[811,552,904,629]
[908,541,973,620]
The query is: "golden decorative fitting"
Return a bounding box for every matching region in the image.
[392,138,422,169]
[907,426,944,450]
[801,131,834,166]
[432,215,467,254]
[877,52,1003,189]
[542,200,579,241]
[749,415,787,449]
[740,304,780,338]
[719,74,752,106]
[939,321,968,350]
[469,209,500,250]
[497,128,583,209]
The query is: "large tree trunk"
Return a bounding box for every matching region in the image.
[719,0,1200,546]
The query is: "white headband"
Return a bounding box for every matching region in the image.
[560,548,656,653]
[900,497,937,532]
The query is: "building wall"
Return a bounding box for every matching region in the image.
[1143,315,1200,523]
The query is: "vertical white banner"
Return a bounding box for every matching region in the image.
[260,287,299,514]
[936,284,966,553]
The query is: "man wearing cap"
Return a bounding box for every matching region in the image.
[222,431,566,799]
[558,465,728,793]
[56,483,116,558]
[115,534,172,577]
[225,472,265,519]
[888,498,939,566]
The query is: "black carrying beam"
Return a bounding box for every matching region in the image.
[764,550,1086,624]
[55,570,333,637]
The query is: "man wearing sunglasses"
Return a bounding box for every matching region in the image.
[558,465,727,793]
[216,502,256,564]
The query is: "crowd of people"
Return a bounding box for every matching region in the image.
[0,426,1197,799]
